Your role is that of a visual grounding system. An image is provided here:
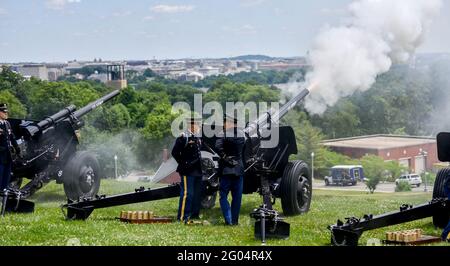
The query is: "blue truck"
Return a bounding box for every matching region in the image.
[324,165,365,186]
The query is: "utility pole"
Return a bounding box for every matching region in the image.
[419,149,428,192]
[114,155,118,179]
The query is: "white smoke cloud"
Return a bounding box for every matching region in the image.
[304,0,443,114]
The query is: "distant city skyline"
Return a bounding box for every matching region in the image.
[1,0,449,62]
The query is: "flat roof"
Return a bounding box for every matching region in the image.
[332,165,363,169]
[322,135,435,150]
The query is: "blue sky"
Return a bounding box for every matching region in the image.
[0,0,449,62]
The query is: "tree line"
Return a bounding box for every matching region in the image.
[2,59,449,191]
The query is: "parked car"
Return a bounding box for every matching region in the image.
[395,174,422,187]
[324,165,365,186]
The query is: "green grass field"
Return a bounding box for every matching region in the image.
[0,180,447,246]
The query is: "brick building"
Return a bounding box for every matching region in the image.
[322,135,439,174]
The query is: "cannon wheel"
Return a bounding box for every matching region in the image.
[433,168,450,228]
[280,160,312,216]
[201,192,217,209]
[63,151,101,201]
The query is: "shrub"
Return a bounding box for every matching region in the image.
[395,181,412,192]
[366,175,381,194]
[421,172,435,186]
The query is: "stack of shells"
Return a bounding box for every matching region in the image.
[386,229,423,242]
[120,211,154,220]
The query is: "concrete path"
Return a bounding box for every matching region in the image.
[313,180,433,193]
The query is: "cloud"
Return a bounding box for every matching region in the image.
[274,7,283,16]
[320,8,346,15]
[242,24,255,31]
[142,16,155,21]
[222,24,257,35]
[46,0,81,10]
[150,4,195,14]
[240,0,267,7]
[72,32,86,37]
[112,11,132,17]
[136,31,158,39]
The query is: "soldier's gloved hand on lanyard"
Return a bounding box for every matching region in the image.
[217,151,236,167]
[220,155,238,167]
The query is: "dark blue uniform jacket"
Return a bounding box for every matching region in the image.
[171,132,203,177]
[0,120,19,164]
[215,128,246,177]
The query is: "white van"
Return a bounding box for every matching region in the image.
[395,174,422,187]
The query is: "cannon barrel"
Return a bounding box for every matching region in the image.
[37,105,77,130]
[23,89,121,138]
[36,89,120,131]
[73,89,121,118]
[245,87,310,136]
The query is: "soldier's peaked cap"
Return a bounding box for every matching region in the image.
[0,103,8,112]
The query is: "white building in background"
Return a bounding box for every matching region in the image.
[180,71,204,82]
[47,68,66,81]
[88,73,108,83]
[198,66,220,77]
[16,64,48,81]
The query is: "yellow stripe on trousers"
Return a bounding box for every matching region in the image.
[180,175,188,220]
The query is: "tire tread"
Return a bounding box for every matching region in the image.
[280,160,312,216]
[432,168,450,228]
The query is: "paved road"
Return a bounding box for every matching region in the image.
[313,180,433,193]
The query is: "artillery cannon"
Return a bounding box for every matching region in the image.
[62,86,314,223]
[2,89,120,214]
[329,133,450,246]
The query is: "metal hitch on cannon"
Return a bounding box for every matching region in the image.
[328,217,364,246]
[1,189,35,216]
[250,205,290,244]
[248,152,291,244]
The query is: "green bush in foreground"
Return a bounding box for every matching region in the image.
[396,181,412,192]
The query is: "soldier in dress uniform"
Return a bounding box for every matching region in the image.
[0,103,20,192]
[215,114,246,225]
[171,117,203,223]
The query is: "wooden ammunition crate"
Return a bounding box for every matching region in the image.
[384,229,442,246]
[118,211,174,224]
